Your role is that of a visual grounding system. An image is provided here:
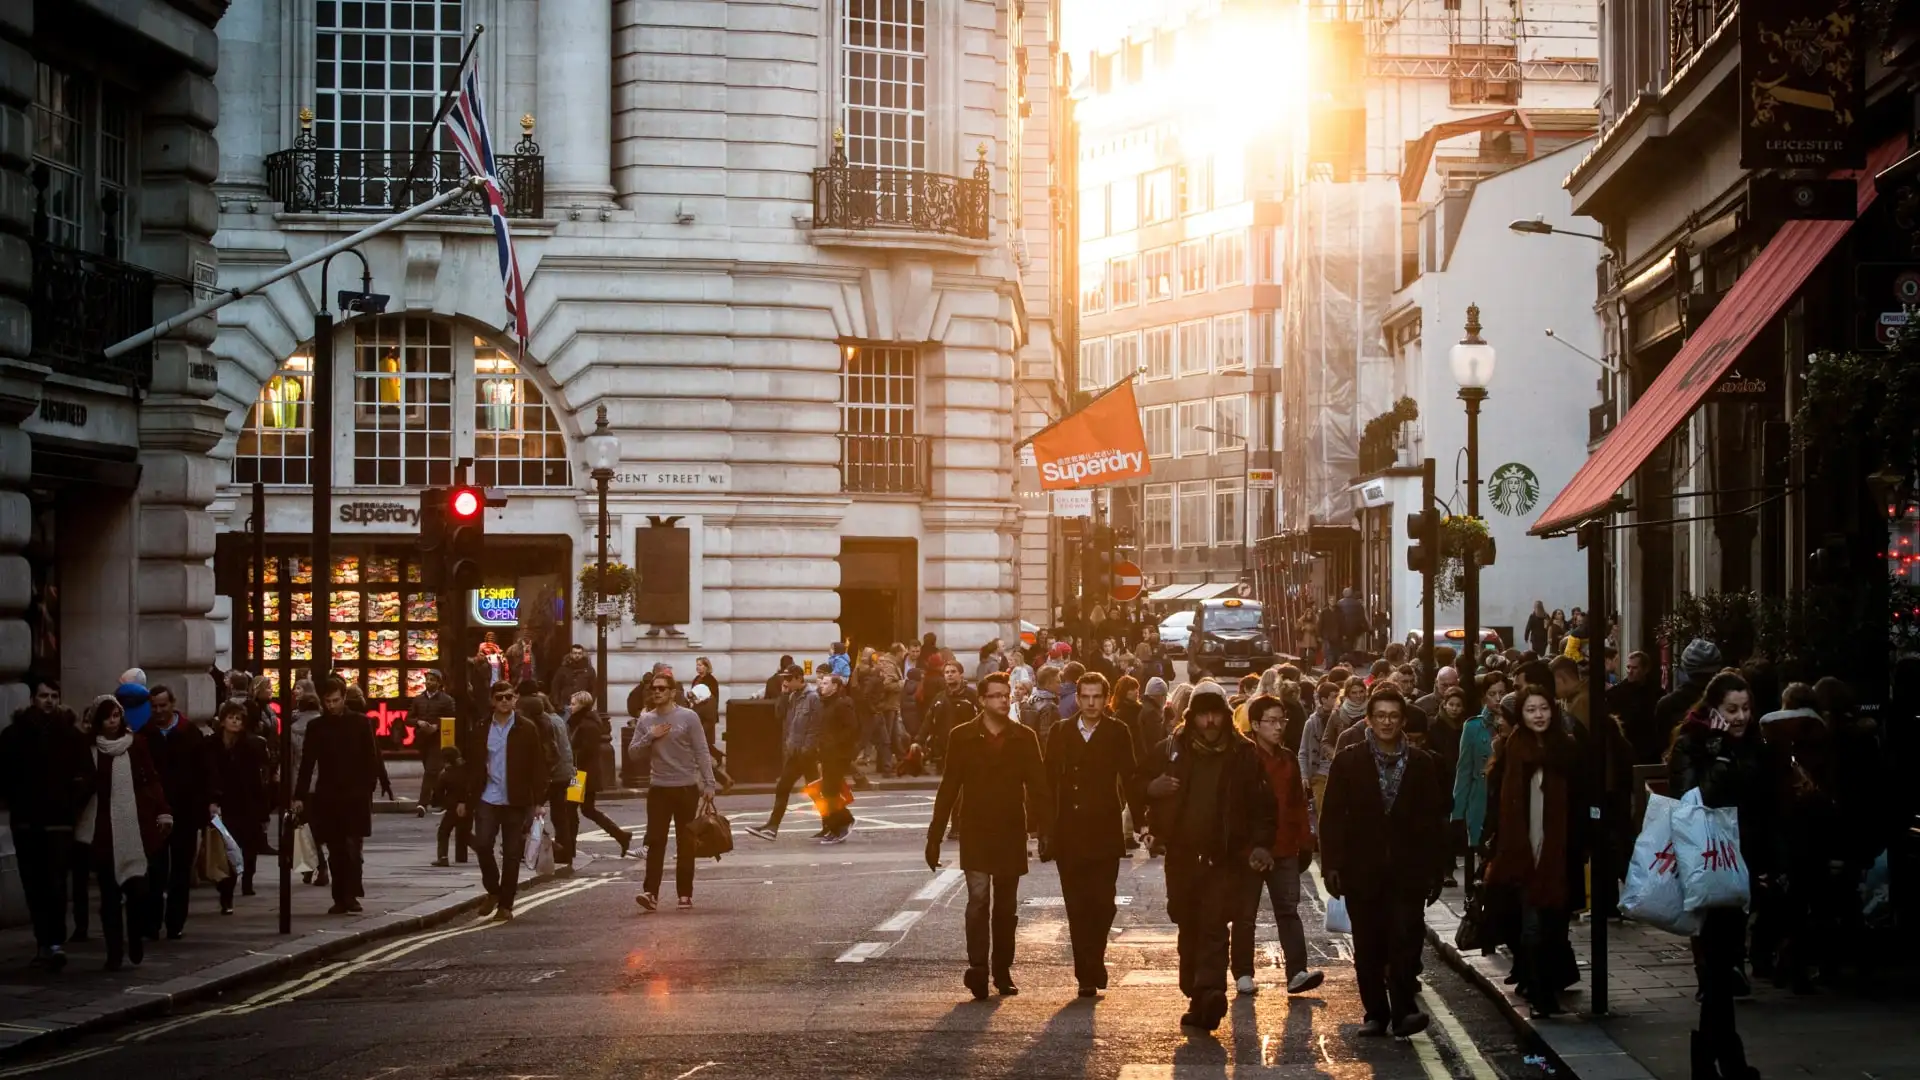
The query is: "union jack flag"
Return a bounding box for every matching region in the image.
[445,64,529,342]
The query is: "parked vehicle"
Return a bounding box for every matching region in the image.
[1186,598,1277,680]
[1158,610,1195,656]
[1404,627,1504,655]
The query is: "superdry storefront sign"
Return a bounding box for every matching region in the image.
[333,498,420,531]
[1023,379,1152,491]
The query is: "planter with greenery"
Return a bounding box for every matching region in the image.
[1359,397,1419,475]
[576,561,635,627]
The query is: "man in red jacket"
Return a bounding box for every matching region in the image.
[1235,694,1325,996]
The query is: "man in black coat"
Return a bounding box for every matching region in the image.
[458,681,549,919]
[927,672,1049,1000]
[0,679,91,970]
[295,677,382,914]
[1138,682,1277,1032]
[140,684,220,940]
[1042,671,1144,997]
[1320,684,1450,1038]
[409,668,458,814]
[922,661,980,769]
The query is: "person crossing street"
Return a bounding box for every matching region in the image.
[927,672,1049,1001]
[630,674,717,911]
[1041,671,1144,998]
[458,682,546,921]
[747,666,821,842]
[1236,693,1325,997]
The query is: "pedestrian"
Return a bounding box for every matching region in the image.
[691,656,722,748]
[1277,676,1308,755]
[209,700,271,913]
[746,666,822,842]
[1237,694,1325,996]
[1667,672,1770,1080]
[1481,683,1585,1018]
[1757,681,1829,992]
[524,692,578,875]
[1025,666,1063,744]
[1415,666,1460,724]
[764,655,795,700]
[815,672,861,842]
[855,649,903,776]
[1609,649,1664,765]
[923,659,980,769]
[1139,681,1276,1032]
[430,746,471,865]
[1320,684,1448,1038]
[66,703,95,944]
[77,697,170,971]
[1453,671,1508,885]
[0,678,91,970]
[139,684,217,941]
[1297,678,1341,832]
[1525,600,1549,656]
[1135,677,1169,763]
[1041,672,1142,997]
[567,691,632,858]
[505,629,538,685]
[287,683,327,885]
[549,644,597,712]
[927,672,1049,1000]
[825,640,853,679]
[293,677,381,915]
[630,673,717,912]
[410,668,457,817]
[343,684,397,803]
[459,682,546,921]
[1326,675,1372,756]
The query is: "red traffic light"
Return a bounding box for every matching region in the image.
[450,487,482,519]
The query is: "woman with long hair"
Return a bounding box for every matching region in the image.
[210,699,271,913]
[1453,672,1509,880]
[1667,672,1769,1080]
[78,697,170,970]
[1481,684,1584,1018]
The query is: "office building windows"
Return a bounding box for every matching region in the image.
[1142,246,1173,302]
[1176,400,1209,456]
[1214,313,1247,371]
[1109,253,1139,307]
[1177,320,1209,376]
[1144,325,1174,380]
[1178,237,1208,294]
[1213,229,1247,287]
[1177,480,1210,547]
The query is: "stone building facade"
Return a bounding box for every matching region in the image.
[200,0,1068,717]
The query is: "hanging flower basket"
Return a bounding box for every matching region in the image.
[576,561,635,627]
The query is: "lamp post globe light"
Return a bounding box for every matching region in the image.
[1449,304,1495,686]
[585,404,622,710]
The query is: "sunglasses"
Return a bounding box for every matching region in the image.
[492,692,516,701]
[649,684,672,692]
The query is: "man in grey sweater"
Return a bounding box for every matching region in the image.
[628,675,717,912]
[746,666,822,841]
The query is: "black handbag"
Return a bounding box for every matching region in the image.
[1453,892,1486,952]
[689,795,735,860]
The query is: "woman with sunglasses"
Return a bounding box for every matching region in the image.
[629,675,717,912]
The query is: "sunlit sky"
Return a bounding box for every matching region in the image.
[1061,0,1188,55]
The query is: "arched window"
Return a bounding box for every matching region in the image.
[232,316,571,489]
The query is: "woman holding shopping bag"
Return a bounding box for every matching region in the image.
[1667,671,1772,1080]
[77,697,171,971]
[210,699,272,913]
[1480,684,1585,1019]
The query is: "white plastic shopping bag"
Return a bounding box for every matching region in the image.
[210,814,244,872]
[524,807,553,873]
[292,823,320,876]
[1324,895,1352,935]
[1619,793,1701,935]
[1671,788,1750,912]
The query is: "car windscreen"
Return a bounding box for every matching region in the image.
[1201,605,1263,632]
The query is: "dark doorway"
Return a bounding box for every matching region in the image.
[838,538,917,653]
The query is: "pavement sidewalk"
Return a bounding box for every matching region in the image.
[1422,882,1919,1079]
[0,810,587,1061]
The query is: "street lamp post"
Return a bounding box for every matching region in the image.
[584,405,621,714]
[1449,304,1496,688]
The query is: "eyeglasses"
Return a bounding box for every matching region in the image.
[649,684,672,692]
[492,692,516,701]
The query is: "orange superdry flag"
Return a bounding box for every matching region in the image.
[1024,379,1151,491]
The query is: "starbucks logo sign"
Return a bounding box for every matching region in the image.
[1488,462,1540,516]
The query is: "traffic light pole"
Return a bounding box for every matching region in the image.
[1421,457,1436,691]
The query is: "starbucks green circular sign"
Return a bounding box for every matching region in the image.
[1488,462,1540,516]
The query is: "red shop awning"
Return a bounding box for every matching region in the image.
[1530,138,1910,537]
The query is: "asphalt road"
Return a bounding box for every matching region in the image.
[4,790,1548,1080]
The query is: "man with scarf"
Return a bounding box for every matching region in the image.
[1138,682,1276,1032]
[1320,684,1448,1038]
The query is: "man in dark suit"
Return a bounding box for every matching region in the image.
[457,681,549,920]
[295,677,381,915]
[140,684,219,940]
[1138,682,1277,1032]
[926,672,1049,1001]
[1320,684,1450,1038]
[1042,671,1145,998]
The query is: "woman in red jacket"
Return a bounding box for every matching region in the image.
[1233,694,1326,996]
[77,696,172,971]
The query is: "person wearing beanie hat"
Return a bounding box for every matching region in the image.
[1650,639,1724,764]
[113,682,153,734]
[1134,677,1170,762]
[1138,677,1276,1032]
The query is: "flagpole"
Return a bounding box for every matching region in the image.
[392,22,488,211]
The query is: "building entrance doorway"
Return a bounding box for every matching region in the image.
[838,538,917,654]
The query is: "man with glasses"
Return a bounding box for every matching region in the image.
[456,682,545,921]
[1236,694,1324,997]
[926,672,1049,1000]
[629,675,716,911]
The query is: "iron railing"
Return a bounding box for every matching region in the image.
[812,141,991,240]
[29,238,155,387]
[1669,0,1737,75]
[839,433,931,495]
[266,124,543,218]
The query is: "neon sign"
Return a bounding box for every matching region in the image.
[470,586,519,627]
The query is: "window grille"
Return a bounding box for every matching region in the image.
[234,351,315,486]
[841,344,918,436]
[315,0,465,207]
[842,0,927,171]
[1145,326,1174,379]
[352,315,455,486]
[474,339,572,487]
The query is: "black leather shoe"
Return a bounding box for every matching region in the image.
[1357,1018,1390,1037]
[994,977,1019,996]
[1391,1012,1431,1038]
[963,967,989,1001]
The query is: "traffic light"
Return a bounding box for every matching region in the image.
[445,485,486,590]
[1406,508,1440,574]
[416,487,447,585]
[1084,545,1113,602]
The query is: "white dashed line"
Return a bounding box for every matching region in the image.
[835,941,891,963]
[873,910,923,933]
[910,868,964,901]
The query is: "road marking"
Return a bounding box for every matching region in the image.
[672,1065,720,1080]
[1420,981,1502,1080]
[835,941,890,963]
[873,910,923,933]
[910,868,963,901]
[0,1047,117,1078]
[530,969,563,983]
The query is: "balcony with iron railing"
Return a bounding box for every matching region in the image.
[839,433,932,495]
[812,132,991,243]
[1669,0,1738,78]
[265,108,544,218]
[28,238,155,388]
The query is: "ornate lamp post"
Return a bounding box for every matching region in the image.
[1449,304,1496,686]
[584,405,622,711]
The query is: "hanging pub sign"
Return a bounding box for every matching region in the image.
[1739,0,1864,170]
